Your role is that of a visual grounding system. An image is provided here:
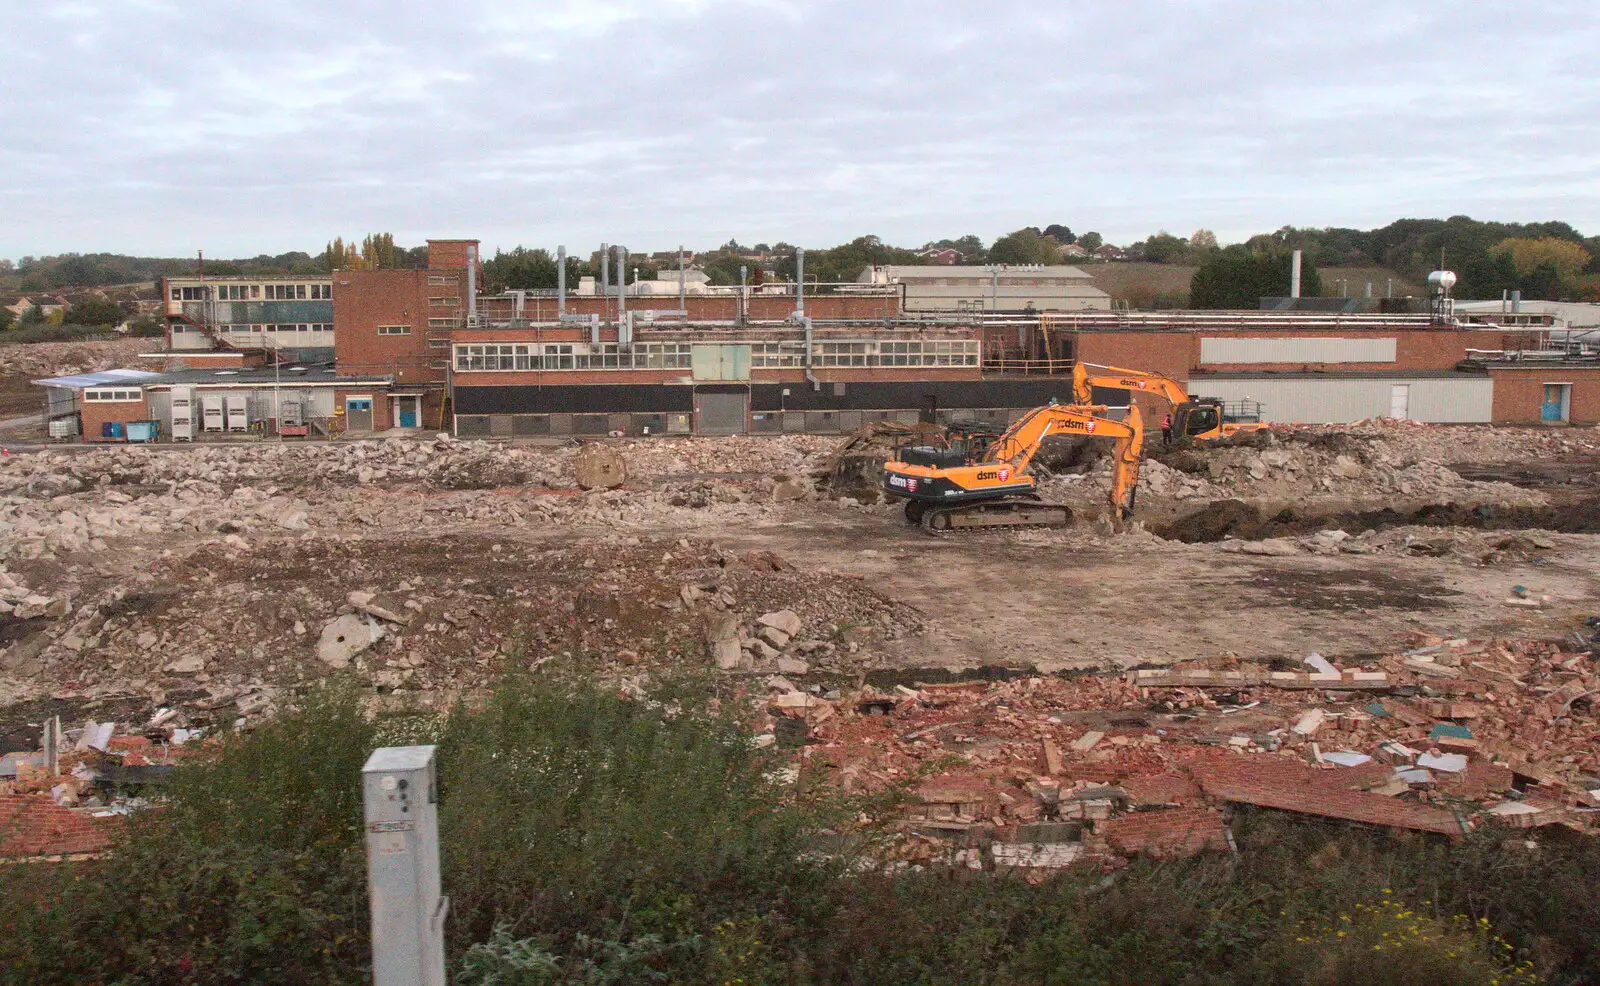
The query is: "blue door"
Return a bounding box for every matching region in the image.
[400,407,418,428]
[1541,384,1567,422]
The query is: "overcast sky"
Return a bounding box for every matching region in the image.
[3,0,1596,260]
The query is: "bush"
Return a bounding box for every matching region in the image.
[0,323,118,344]
[1,686,1595,985]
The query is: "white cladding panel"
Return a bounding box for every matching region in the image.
[1199,336,1397,365]
[1188,377,1492,424]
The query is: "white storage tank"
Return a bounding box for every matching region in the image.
[201,395,224,432]
[226,394,250,432]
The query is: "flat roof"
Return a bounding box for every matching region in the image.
[32,368,165,389]
[1194,369,1486,380]
[877,264,1093,280]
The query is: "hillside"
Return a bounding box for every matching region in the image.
[1086,262,1424,307]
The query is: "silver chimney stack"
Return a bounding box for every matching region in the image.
[1289,249,1302,299]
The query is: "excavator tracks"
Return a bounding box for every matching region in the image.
[904,497,1072,536]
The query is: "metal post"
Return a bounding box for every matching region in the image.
[557,245,567,316]
[739,265,748,326]
[1290,250,1302,299]
[600,243,609,322]
[678,245,685,312]
[364,746,446,986]
[465,244,477,322]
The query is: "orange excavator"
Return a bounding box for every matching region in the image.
[883,402,1144,534]
[1070,362,1267,441]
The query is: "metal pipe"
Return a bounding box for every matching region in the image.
[615,245,626,320]
[739,265,748,326]
[557,245,566,315]
[1290,250,1302,299]
[600,242,609,320]
[802,315,820,391]
[466,243,477,320]
[678,244,685,312]
[795,247,805,317]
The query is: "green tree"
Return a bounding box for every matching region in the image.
[64,297,124,326]
[0,306,13,331]
[1141,230,1192,264]
[1043,224,1076,244]
[1078,231,1103,253]
[1190,228,1219,252]
[989,227,1062,265]
[17,303,46,326]
[1190,246,1322,308]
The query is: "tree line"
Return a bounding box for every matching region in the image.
[8,215,1600,303]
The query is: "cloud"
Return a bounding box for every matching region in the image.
[1,0,1596,257]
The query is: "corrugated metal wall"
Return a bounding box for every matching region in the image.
[1198,336,1397,364]
[1187,376,1492,424]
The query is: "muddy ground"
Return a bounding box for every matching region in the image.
[2,422,1599,745]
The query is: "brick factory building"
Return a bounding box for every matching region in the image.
[37,240,1600,441]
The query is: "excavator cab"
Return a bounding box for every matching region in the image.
[1173,401,1222,439]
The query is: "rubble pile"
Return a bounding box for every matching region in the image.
[0,339,148,383]
[1,434,838,499]
[2,537,921,706]
[753,632,1600,871]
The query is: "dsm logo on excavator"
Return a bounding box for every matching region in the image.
[974,467,1011,481]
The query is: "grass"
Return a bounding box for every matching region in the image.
[0,678,1594,984]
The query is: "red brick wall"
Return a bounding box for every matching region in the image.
[426,239,479,272]
[0,794,119,857]
[334,388,389,432]
[334,269,448,386]
[1488,366,1600,424]
[79,396,149,439]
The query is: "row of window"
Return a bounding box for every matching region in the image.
[454,343,693,372]
[815,340,981,367]
[429,296,460,307]
[218,323,333,333]
[378,325,411,336]
[451,340,981,372]
[84,389,143,402]
[171,284,331,301]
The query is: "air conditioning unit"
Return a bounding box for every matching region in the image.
[201,396,224,432]
[170,386,194,441]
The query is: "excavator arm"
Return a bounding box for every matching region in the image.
[984,402,1145,517]
[1070,362,1191,408]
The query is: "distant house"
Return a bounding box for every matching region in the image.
[1060,243,1090,259]
[916,247,963,265]
[5,296,65,319]
[1092,245,1126,261]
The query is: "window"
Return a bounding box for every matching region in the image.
[810,339,981,368]
[430,359,449,369]
[428,338,450,349]
[84,389,142,402]
[312,323,332,332]
[751,342,805,367]
[429,296,460,307]
[377,325,412,336]
[296,284,307,299]
[251,285,261,299]
[427,275,458,286]
[815,342,868,367]
[454,343,531,371]
[178,286,208,301]
[310,284,331,299]
[632,342,691,369]
[428,318,455,330]
[170,287,180,300]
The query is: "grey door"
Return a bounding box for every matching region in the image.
[346,398,373,432]
[694,386,748,435]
